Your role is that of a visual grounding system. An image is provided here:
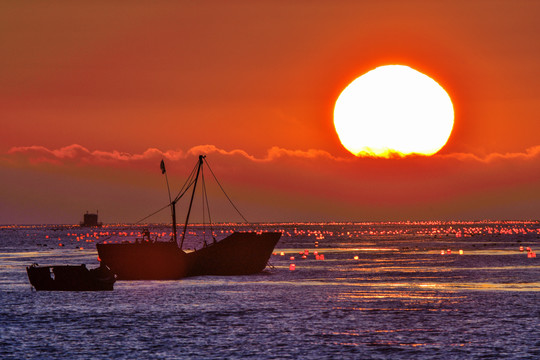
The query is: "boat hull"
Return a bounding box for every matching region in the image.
[187,232,281,276]
[96,241,190,280]
[26,264,115,291]
[96,232,280,280]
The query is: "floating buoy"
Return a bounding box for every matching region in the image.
[353,255,359,260]
[304,249,309,255]
[301,255,307,259]
[320,254,325,260]
[289,256,295,260]
[314,251,318,256]
[280,251,285,256]
[459,249,464,255]
[440,250,445,255]
[315,254,320,260]
[519,246,524,252]
[289,264,296,271]
[447,249,452,255]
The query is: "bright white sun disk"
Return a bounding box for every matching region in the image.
[334,65,454,157]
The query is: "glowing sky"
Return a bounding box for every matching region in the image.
[1,1,539,224]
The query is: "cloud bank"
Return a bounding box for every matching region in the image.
[6,144,347,165]
[6,143,540,166]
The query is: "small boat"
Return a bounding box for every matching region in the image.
[26,263,116,291]
[97,155,281,280]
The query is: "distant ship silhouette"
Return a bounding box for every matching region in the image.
[80,211,102,227]
[96,155,281,280]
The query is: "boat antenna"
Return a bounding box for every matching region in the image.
[180,155,205,249]
[161,159,172,205]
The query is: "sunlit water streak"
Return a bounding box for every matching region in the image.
[0,222,539,359]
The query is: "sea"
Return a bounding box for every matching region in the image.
[1,221,539,359]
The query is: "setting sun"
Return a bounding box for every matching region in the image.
[334,65,454,157]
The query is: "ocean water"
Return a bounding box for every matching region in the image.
[1,222,539,359]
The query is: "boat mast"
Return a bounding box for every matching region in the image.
[161,159,178,244]
[171,200,178,244]
[180,155,205,249]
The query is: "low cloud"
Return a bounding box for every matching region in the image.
[7,143,347,164]
[440,145,540,163]
[6,143,540,166]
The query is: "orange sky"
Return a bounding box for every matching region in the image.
[1,1,539,224]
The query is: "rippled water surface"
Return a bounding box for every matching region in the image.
[1,222,539,359]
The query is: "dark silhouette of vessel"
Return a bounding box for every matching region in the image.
[80,211,102,227]
[96,155,280,280]
[186,231,280,276]
[26,263,116,291]
[97,241,190,280]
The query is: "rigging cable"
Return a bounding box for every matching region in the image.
[203,157,249,223]
[134,203,171,225]
[173,161,199,203]
[132,159,200,226]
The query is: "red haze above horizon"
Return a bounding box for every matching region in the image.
[1,1,539,224]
